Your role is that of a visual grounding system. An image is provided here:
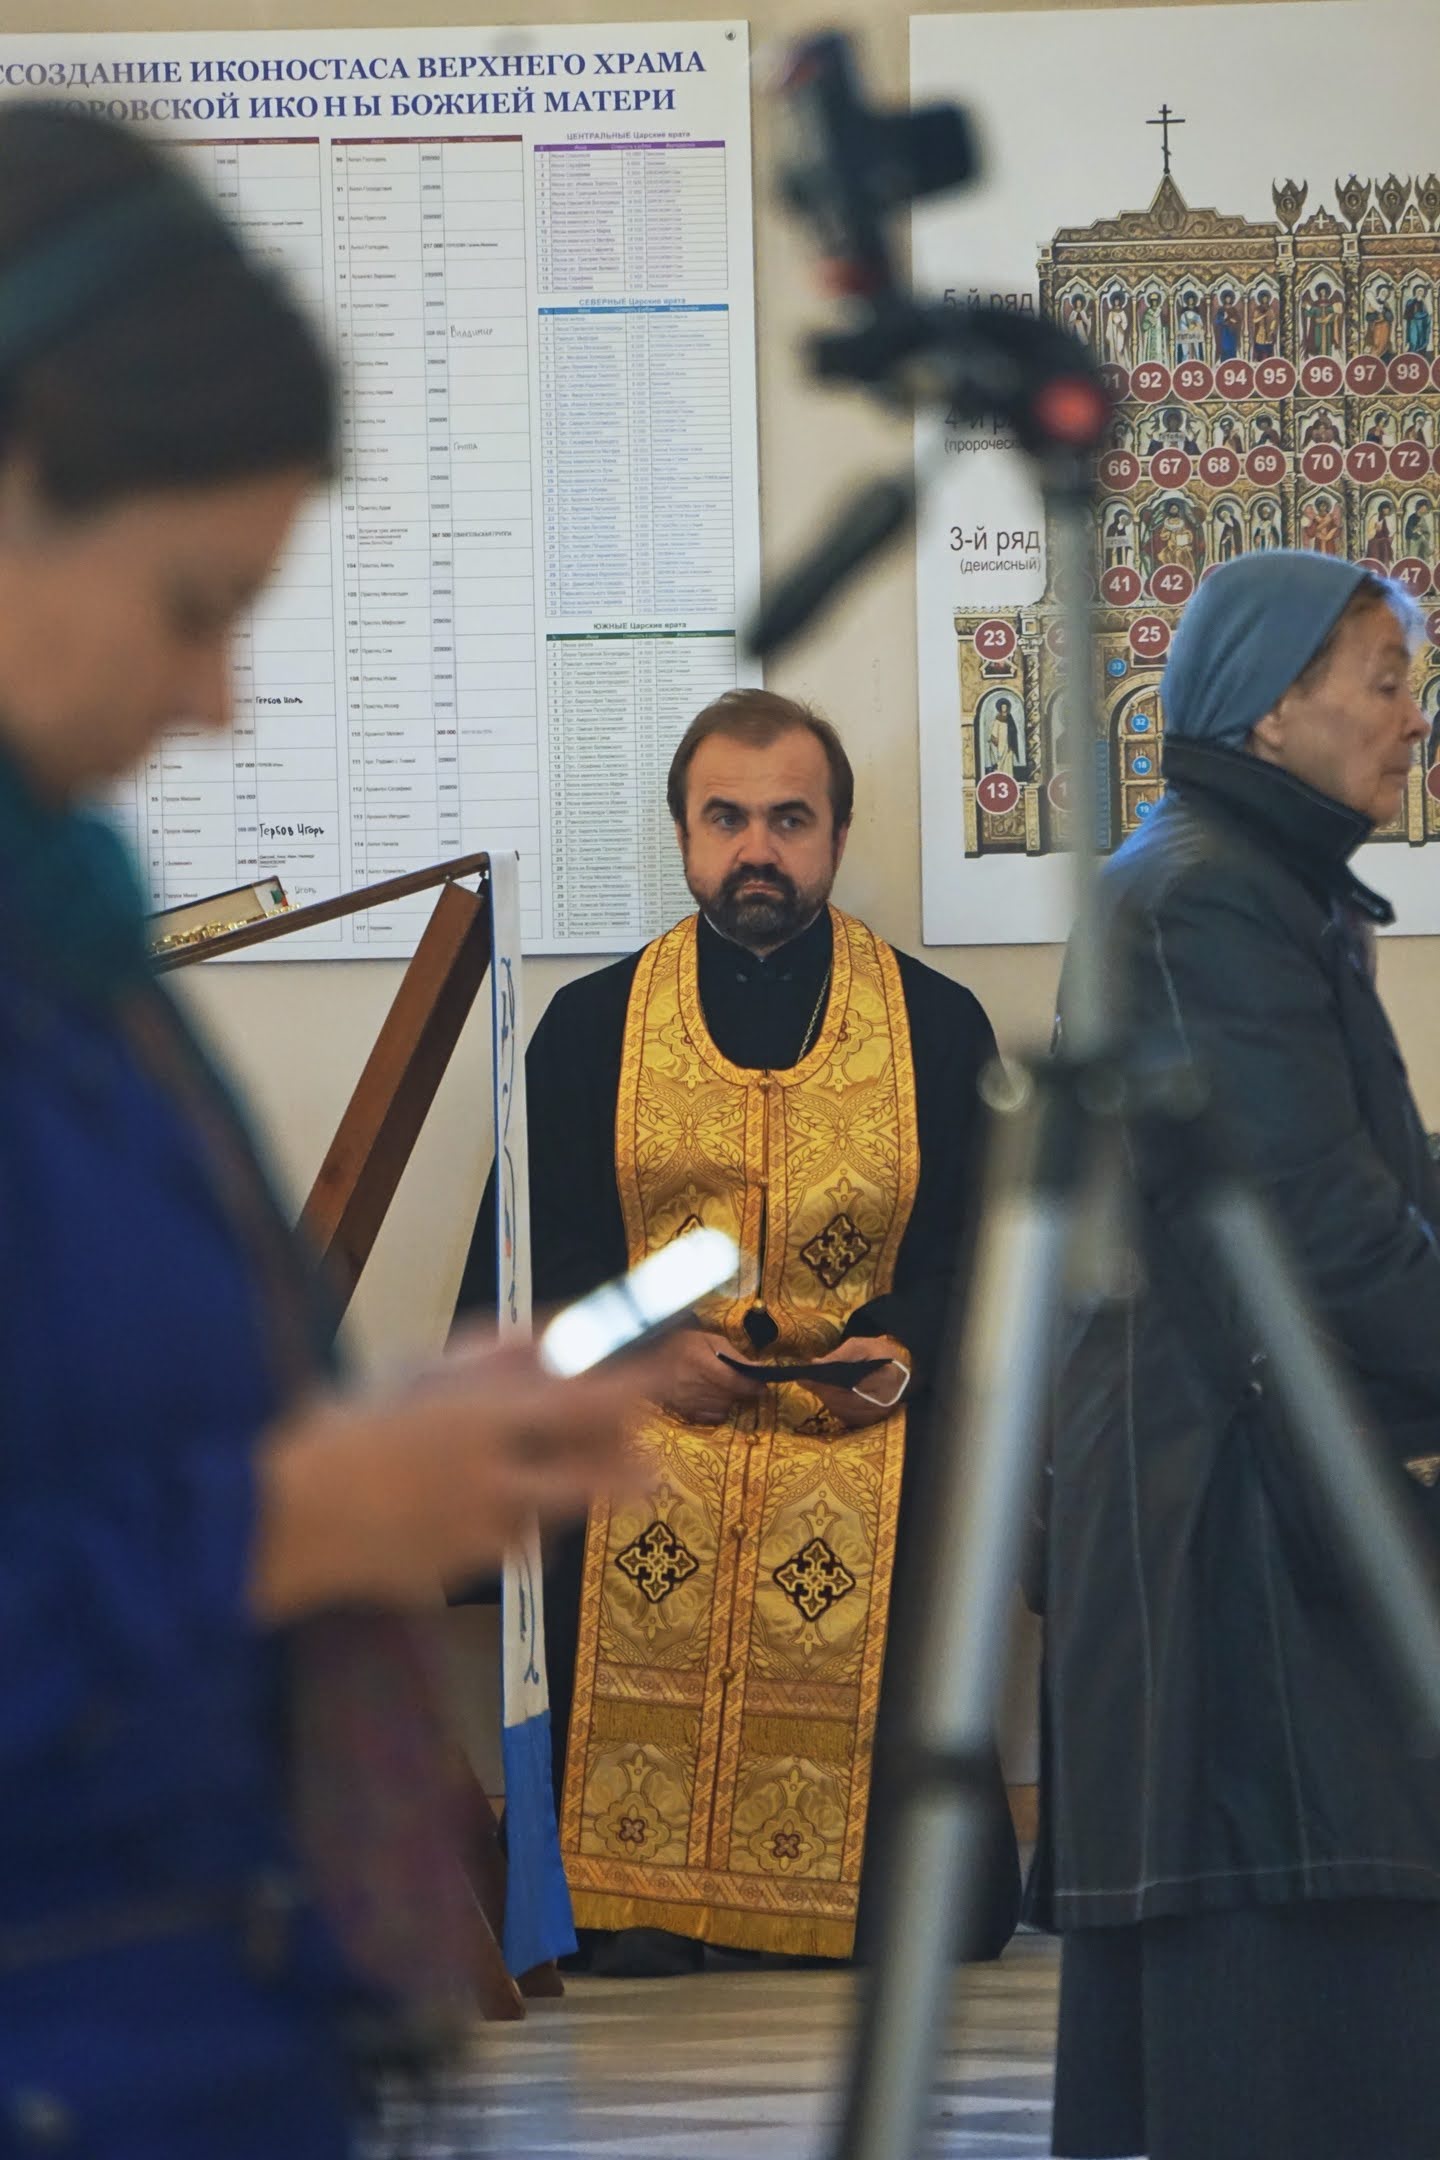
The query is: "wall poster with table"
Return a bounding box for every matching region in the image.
[913,1,1440,944]
[2,23,760,956]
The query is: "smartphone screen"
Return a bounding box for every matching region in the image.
[537,1228,740,1378]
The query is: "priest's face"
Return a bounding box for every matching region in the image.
[677,726,849,954]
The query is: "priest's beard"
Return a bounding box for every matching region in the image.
[685,854,837,952]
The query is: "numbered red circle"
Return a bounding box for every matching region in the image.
[1429,764,1440,804]
[1346,355,1386,394]
[1199,447,1241,487]
[1151,450,1193,487]
[1045,622,1070,658]
[1393,558,1432,596]
[1426,608,1440,649]
[1390,354,1430,393]
[1101,566,1144,605]
[1301,357,1344,397]
[1173,361,1213,400]
[1391,441,1430,480]
[1433,356,1440,391]
[1131,362,1173,404]
[973,618,1017,662]
[1346,442,1389,482]
[1246,446,1287,484]
[1129,614,1172,660]
[1254,358,1296,399]
[1148,565,1196,606]
[977,771,1021,816]
[1099,450,1142,491]
[1047,772,1071,812]
[1357,557,1389,580]
[1215,360,1255,399]
[1302,446,1344,486]
[1098,364,1131,401]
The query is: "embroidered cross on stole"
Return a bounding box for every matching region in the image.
[560,907,919,1957]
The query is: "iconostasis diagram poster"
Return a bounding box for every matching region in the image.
[912,2,1440,944]
[0,24,759,957]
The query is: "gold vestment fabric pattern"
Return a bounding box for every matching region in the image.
[561,909,920,1956]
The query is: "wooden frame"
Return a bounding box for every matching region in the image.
[161,852,551,2021]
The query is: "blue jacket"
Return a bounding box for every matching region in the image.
[0,932,353,2152]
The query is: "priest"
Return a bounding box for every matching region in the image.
[457,690,1020,1976]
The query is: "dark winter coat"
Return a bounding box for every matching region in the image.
[1034,736,1440,1932]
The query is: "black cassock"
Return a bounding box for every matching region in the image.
[456,908,1021,1959]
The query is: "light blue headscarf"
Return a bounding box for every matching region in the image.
[1161,550,1418,746]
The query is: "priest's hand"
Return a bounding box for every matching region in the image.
[661,1329,765,1427]
[806,1336,912,1431]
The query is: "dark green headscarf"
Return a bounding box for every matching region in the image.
[0,744,150,1002]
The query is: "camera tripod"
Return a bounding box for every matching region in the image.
[749,36,1440,2160]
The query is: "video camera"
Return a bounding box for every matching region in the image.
[749,32,1111,660]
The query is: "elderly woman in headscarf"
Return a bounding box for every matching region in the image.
[1031,552,1440,2160]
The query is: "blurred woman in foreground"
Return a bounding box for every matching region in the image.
[0,103,649,2158]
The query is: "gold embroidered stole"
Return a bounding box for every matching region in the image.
[560,908,920,1956]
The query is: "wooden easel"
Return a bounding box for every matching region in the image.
[159,853,552,2021]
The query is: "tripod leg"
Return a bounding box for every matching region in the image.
[836,1074,1079,2160]
[1198,1176,1440,1753]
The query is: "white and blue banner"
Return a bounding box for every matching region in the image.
[491,852,577,1975]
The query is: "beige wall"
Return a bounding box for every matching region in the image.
[28,0,1429,1369]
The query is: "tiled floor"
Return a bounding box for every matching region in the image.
[367,1934,1059,2159]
